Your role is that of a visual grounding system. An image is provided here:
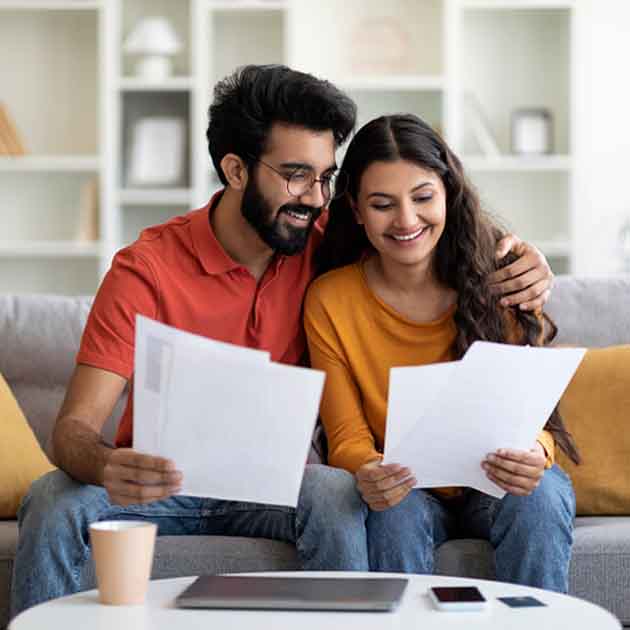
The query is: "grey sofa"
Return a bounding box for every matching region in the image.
[1,275,630,628]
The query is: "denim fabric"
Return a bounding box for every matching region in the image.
[366,465,576,593]
[10,464,368,618]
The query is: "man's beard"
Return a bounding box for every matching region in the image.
[240,178,323,256]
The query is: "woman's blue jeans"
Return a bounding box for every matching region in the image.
[367,464,576,593]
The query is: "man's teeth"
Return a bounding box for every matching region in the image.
[285,209,309,220]
[391,227,426,241]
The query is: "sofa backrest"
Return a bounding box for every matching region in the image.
[0,294,123,452]
[1,275,629,451]
[546,275,630,346]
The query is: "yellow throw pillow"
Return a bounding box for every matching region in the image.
[557,345,630,515]
[0,374,55,518]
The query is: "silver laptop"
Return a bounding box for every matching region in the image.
[175,575,408,612]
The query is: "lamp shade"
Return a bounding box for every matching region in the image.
[123,17,182,55]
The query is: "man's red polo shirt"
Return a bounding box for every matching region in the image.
[76,192,325,447]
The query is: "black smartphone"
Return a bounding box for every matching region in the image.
[429,586,487,611]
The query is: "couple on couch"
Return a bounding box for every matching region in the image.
[10,64,578,619]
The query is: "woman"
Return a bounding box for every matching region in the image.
[304,114,579,592]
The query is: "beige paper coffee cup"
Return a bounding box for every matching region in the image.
[89,521,157,605]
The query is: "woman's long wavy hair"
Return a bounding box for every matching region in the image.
[316,114,579,464]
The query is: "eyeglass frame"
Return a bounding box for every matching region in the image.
[246,154,347,203]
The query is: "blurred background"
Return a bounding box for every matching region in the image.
[0,0,629,295]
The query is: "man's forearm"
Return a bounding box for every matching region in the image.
[51,417,114,486]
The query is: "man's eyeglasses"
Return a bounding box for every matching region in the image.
[249,156,348,203]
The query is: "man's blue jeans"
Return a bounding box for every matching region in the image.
[367,465,576,593]
[10,464,368,619]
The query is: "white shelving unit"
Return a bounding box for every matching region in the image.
[0,0,580,294]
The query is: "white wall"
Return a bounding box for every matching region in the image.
[574,0,630,275]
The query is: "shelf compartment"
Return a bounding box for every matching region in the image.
[121,0,191,78]
[0,156,100,172]
[0,241,101,258]
[118,77,194,92]
[290,0,443,80]
[0,172,100,243]
[0,2,102,10]
[0,9,99,155]
[208,9,284,84]
[349,90,443,135]
[119,188,192,205]
[121,91,191,189]
[463,155,572,172]
[461,7,571,155]
[0,258,100,295]
[471,170,570,249]
[122,205,186,246]
[338,76,445,92]
[209,1,287,11]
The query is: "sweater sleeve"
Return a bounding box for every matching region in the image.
[304,285,381,474]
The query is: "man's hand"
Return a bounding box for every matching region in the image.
[103,448,183,506]
[481,443,546,496]
[489,234,553,311]
[355,460,416,511]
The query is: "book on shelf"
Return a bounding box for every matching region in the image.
[0,126,9,156]
[75,177,99,242]
[0,103,27,156]
[463,92,500,157]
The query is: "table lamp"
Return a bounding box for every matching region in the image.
[123,16,182,81]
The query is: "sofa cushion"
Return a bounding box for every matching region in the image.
[0,375,55,518]
[558,345,630,515]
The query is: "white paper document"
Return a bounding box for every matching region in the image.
[384,341,585,498]
[133,316,325,507]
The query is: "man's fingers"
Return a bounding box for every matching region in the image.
[110,449,177,473]
[489,268,543,297]
[498,278,551,309]
[106,480,181,506]
[105,463,182,486]
[494,234,523,261]
[516,289,551,312]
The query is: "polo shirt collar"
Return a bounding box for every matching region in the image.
[192,189,243,275]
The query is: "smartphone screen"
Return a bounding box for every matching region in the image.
[431,587,486,603]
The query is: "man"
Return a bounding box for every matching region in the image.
[10,65,553,617]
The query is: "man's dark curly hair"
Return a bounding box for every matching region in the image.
[316,114,580,465]
[206,64,357,185]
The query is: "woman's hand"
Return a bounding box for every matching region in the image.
[489,235,553,311]
[355,460,417,511]
[482,443,546,496]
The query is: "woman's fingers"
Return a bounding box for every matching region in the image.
[365,478,417,511]
[357,466,412,497]
[482,447,545,496]
[361,475,417,503]
[355,460,416,509]
[484,469,538,497]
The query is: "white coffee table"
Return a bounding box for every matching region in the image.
[9,572,621,629]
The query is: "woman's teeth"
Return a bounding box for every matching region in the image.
[391,227,426,241]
